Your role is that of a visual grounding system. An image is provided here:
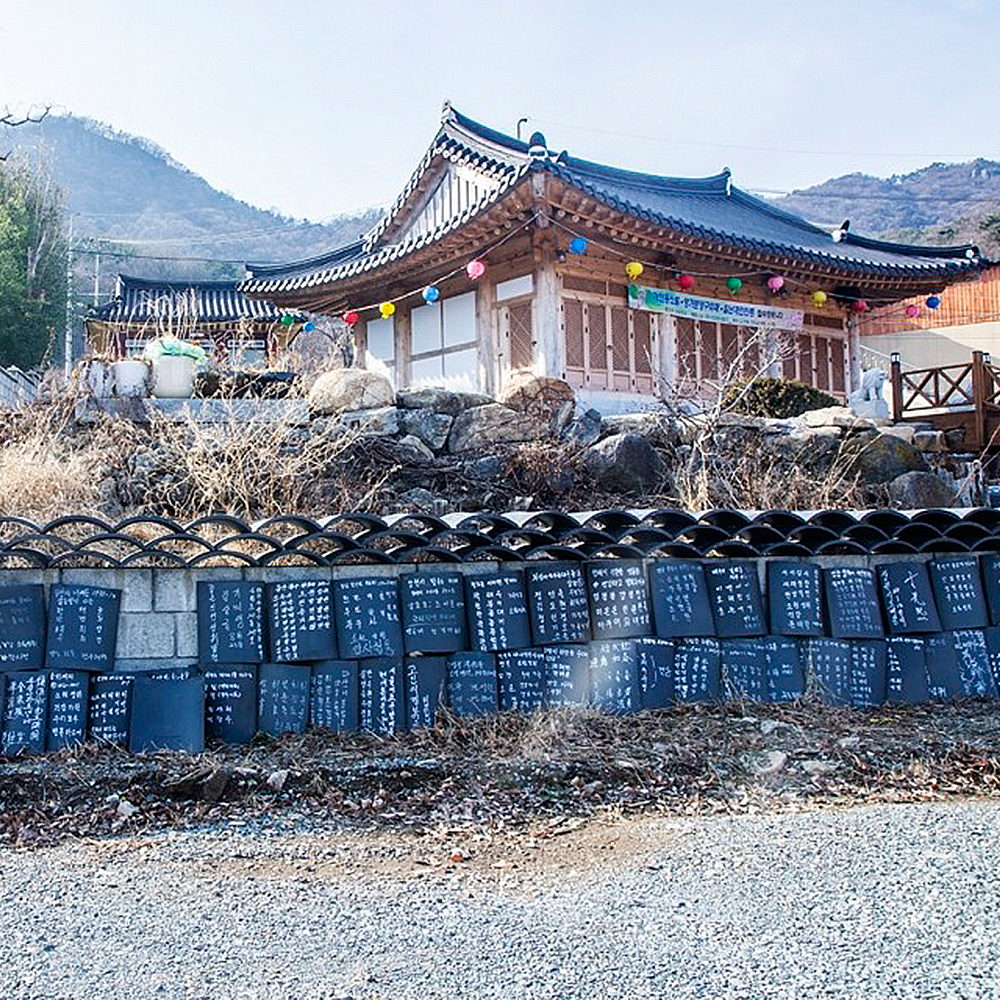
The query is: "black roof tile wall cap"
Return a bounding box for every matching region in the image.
[894,523,945,546]
[963,508,1000,529]
[711,540,762,557]
[752,510,807,532]
[944,522,991,543]
[920,538,971,552]
[842,523,890,545]
[870,539,921,554]
[788,525,840,551]
[860,509,911,533]
[672,525,732,552]
[698,509,752,532]
[972,538,1000,553]
[809,510,860,531]
[816,539,871,555]
[639,510,699,532]
[912,508,962,528]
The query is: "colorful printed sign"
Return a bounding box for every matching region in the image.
[627,284,804,330]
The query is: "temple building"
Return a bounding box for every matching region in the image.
[242,103,986,410]
[86,274,303,366]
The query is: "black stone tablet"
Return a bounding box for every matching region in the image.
[446,652,498,717]
[1,670,48,755]
[766,562,824,637]
[401,573,468,654]
[722,639,766,702]
[585,561,651,640]
[0,585,46,671]
[497,648,546,713]
[197,581,265,664]
[649,562,714,638]
[764,637,806,703]
[980,555,1000,625]
[635,638,674,709]
[46,585,121,672]
[46,670,90,750]
[526,563,591,646]
[88,674,133,745]
[257,662,311,736]
[849,641,887,708]
[359,658,405,735]
[465,572,531,652]
[672,638,722,703]
[589,640,639,714]
[950,629,997,698]
[266,580,335,663]
[704,562,766,638]
[334,577,403,659]
[877,562,941,635]
[310,660,360,733]
[924,633,963,701]
[129,675,205,754]
[804,638,853,706]
[984,627,1000,694]
[886,637,929,704]
[823,568,884,639]
[929,557,989,631]
[405,657,448,730]
[203,664,258,744]
[544,645,591,708]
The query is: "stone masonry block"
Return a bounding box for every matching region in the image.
[61,568,153,612]
[154,568,243,611]
[174,612,199,659]
[117,612,176,659]
[244,566,333,584]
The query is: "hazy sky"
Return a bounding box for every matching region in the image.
[2,0,998,223]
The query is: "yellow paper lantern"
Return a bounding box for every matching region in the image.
[625,261,644,280]
[811,290,828,306]
[379,301,396,319]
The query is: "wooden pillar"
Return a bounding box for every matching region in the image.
[972,350,986,450]
[657,314,676,398]
[533,252,561,378]
[476,277,498,396]
[890,354,903,423]
[394,305,412,389]
[353,319,368,368]
[847,317,862,393]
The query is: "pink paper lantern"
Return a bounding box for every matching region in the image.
[466,259,486,280]
[678,274,695,290]
[766,275,785,293]
[905,304,920,318]
[852,299,869,313]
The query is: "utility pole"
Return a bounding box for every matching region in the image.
[63,216,74,379]
[92,244,101,306]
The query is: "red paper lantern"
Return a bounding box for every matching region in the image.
[678,274,695,290]
[851,299,869,313]
[342,310,360,325]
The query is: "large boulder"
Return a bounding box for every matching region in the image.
[396,386,491,416]
[447,403,543,453]
[846,432,927,484]
[562,408,603,448]
[308,368,394,414]
[887,471,959,509]
[399,408,453,452]
[603,411,680,448]
[500,373,575,422]
[582,432,664,494]
[801,405,877,431]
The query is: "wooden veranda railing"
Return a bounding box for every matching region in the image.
[890,350,1000,451]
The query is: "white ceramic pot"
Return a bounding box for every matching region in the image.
[151,355,196,399]
[113,360,149,398]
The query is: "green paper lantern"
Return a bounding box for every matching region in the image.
[726,277,742,294]
[280,314,295,326]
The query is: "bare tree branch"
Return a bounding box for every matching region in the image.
[0,105,51,161]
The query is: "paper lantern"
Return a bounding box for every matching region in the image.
[342,310,359,326]
[466,259,486,280]
[726,277,742,294]
[303,322,315,332]
[625,261,644,279]
[766,275,785,293]
[569,237,587,255]
[678,274,695,291]
[811,290,828,306]
[379,301,396,318]
[851,299,869,313]
[280,314,295,326]
[905,304,920,318]
[926,295,941,310]
[422,285,440,303]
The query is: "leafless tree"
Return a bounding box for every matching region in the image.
[1,105,50,161]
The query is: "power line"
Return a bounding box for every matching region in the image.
[71,245,259,265]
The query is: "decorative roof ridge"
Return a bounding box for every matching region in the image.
[114,274,244,291]
[246,240,367,278]
[556,153,733,196]
[839,231,982,261]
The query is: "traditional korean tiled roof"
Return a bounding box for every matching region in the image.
[242,105,986,298]
[90,275,300,325]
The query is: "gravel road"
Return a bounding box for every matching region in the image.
[2,800,999,1000]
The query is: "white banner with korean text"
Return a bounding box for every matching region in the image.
[627,284,804,331]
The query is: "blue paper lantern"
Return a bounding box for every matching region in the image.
[926,295,941,310]
[569,237,587,255]
[303,322,315,332]
[422,285,440,303]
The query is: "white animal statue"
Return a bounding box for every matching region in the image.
[849,367,886,405]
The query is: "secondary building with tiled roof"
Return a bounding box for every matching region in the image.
[86,274,304,366]
[242,103,987,408]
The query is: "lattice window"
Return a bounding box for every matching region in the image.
[815,337,830,391]
[564,300,585,387]
[508,301,533,370]
[831,339,846,394]
[633,312,652,376]
[588,305,607,373]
